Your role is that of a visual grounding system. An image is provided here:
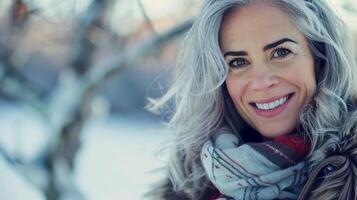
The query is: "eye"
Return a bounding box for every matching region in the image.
[271,47,292,59]
[228,57,250,69]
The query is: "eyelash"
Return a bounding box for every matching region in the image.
[228,47,293,69]
[271,47,293,59]
[228,57,250,69]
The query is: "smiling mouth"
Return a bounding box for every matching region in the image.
[249,93,294,110]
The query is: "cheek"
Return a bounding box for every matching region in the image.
[282,61,316,106]
[292,63,316,96]
[225,74,247,103]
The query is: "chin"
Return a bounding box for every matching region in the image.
[256,125,295,139]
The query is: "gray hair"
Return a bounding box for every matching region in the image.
[148,0,357,199]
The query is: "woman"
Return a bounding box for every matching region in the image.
[148,0,357,199]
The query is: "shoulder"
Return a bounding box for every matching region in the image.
[299,134,357,199]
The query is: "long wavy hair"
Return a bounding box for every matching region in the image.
[148,0,357,199]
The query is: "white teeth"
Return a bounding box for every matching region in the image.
[255,95,289,110]
[263,104,268,110]
[279,98,284,105]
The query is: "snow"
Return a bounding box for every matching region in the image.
[0,156,45,200]
[0,104,49,163]
[0,103,169,200]
[0,104,47,200]
[75,115,168,200]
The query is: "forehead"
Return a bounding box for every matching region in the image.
[220,1,303,50]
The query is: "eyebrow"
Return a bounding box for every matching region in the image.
[223,38,298,58]
[263,38,297,51]
[223,51,248,57]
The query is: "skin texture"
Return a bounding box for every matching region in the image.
[220,1,316,138]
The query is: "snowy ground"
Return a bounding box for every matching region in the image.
[0,103,168,200]
[75,115,168,200]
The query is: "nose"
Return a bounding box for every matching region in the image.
[250,69,279,91]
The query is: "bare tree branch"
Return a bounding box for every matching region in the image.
[83,18,194,91]
[0,143,17,165]
[0,0,194,198]
[0,75,48,118]
[71,0,109,75]
[0,0,48,117]
[44,18,193,199]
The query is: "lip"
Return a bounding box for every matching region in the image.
[250,93,293,104]
[250,93,294,118]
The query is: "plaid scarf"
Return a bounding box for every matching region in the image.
[201,132,310,200]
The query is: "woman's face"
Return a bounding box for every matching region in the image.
[221,1,316,138]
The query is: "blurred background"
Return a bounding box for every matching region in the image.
[0,0,356,200]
